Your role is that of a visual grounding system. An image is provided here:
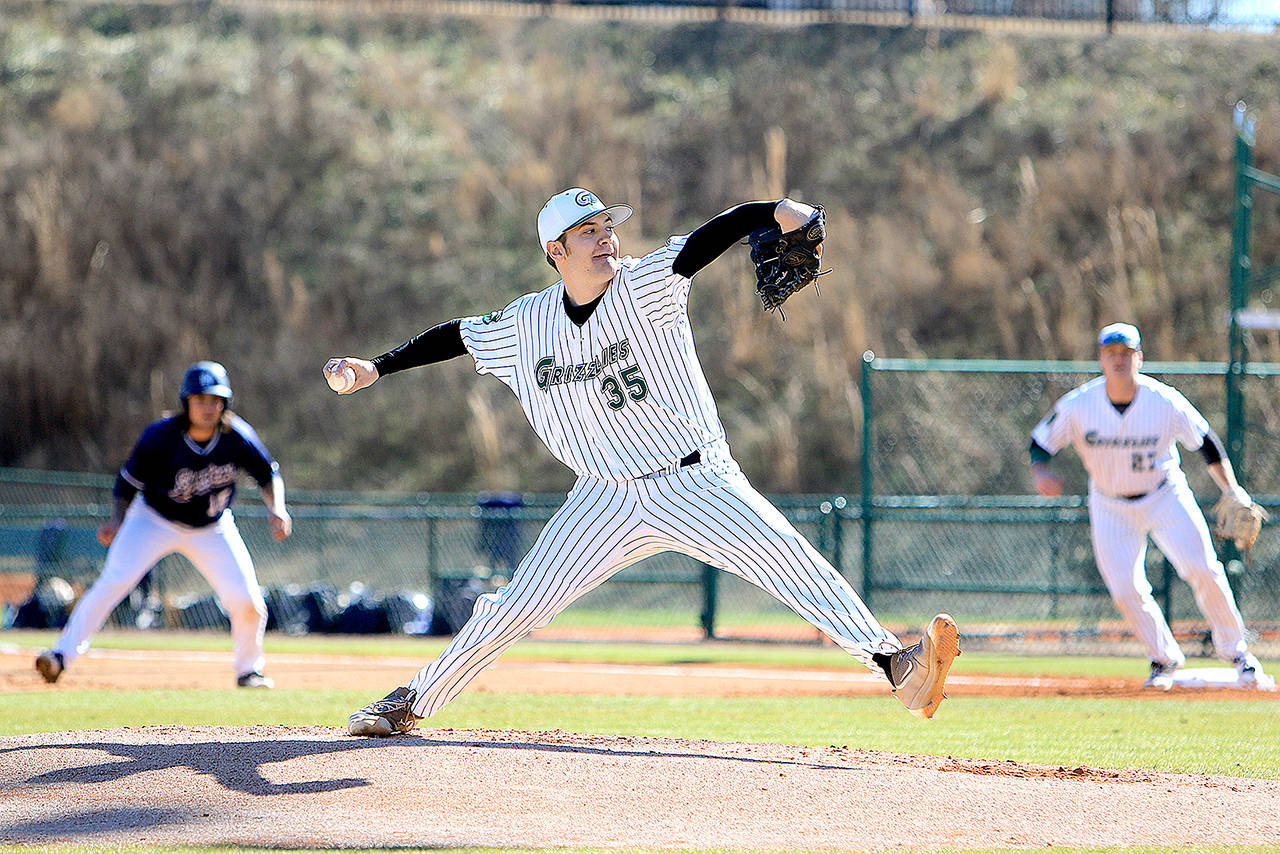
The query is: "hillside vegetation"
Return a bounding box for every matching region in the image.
[3,3,1279,493]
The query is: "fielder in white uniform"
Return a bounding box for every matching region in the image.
[326,188,961,736]
[1030,323,1271,690]
[35,362,292,689]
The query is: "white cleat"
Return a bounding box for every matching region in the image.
[1234,654,1276,691]
[236,672,274,689]
[1143,660,1181,691]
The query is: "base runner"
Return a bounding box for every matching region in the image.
[324,188,960,736]
[35,362,291,689]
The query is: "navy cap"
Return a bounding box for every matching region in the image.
[1098,322,1140,351]
[180,361,233,402]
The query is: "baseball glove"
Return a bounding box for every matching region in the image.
[1212,488,1269,555]
[748,205,830,315]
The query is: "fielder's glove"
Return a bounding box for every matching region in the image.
[1212,487,1269,556]
[748,205,830,315]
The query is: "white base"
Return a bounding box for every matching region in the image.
[1170,667,1276,691]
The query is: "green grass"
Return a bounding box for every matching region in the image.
[6,686,1279,777]
[4,628,1248,677]
[6,630,1279,779]
[6,627,1280,854]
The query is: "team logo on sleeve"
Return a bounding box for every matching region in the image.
[480,309,503,325]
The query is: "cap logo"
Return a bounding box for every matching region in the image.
[538,189,632,249]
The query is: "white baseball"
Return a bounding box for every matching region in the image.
[328,365,356,393]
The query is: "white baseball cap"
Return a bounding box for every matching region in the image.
[1098,322,1141,350]
[537,188,632,249]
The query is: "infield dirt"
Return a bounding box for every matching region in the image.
[3,724,1280,849]
[3,647,1280,849]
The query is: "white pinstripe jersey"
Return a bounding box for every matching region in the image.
[458,234,726,481]
[1031,374,1210,497]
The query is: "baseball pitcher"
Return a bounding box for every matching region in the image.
[325,189,961,735]
[1030,323,1271,690]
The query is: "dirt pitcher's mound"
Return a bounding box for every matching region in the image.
[2,727,1279,850]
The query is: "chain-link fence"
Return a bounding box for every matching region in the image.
[852,357,1280,656]
[757,0,1276,31]
[4,358,1279,656]
[0,468,844,643]
[229,0,1279,34]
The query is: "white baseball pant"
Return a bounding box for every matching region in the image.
[408,454,898,718]
[54,498,268,677]
[1088,479,1247,666]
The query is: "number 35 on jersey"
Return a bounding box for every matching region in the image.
[535,338,650,410]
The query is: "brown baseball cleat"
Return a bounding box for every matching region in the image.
[35,650,65,684]
[347,686,422,737]
[886,614,961,719]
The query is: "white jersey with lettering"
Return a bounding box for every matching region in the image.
[398,232,902,720]
[1031,374,1208,498]
[1033,374,1247,667]
[459,235,725,481]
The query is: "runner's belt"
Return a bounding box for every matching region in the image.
[1119,477,1168,501]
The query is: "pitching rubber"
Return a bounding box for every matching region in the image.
[910,613,961,719]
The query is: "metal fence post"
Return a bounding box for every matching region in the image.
[1048,524,1060,620]
[860,350,876,607]
[831,496,846,580]
[817,501,831,557]
[427,516,438,584]
[1161,557,1174,622]
[1227,102,1254,478]
[700,563,718,639]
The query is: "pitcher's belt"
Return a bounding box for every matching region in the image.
[640,450,701,479]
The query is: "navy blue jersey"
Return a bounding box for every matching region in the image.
[114,414,279,527]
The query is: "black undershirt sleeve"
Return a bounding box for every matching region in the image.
[371,319,466,376]
[672,201,780,279]
[1199,430,1226,465]
[1029,439,1053,466]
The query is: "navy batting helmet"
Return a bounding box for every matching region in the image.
[179,361,233,406]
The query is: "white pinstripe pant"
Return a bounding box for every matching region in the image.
[1088,479,1247,666]
[408,455,898,718]
[54,498,268,677]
